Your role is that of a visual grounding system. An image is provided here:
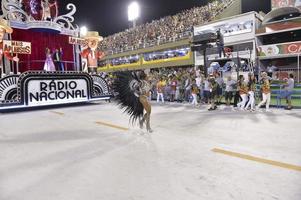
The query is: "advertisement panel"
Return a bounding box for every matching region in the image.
[69,36,88,47]
[271,0,301,10]
[3,40,31,54]
[0,72,112,110]
[257,41,301,57]
[26,79,89,106]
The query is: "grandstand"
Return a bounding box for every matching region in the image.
[98,0,242,72]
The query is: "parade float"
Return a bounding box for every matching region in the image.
[0,0,111,110]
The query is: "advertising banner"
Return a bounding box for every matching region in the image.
[271,0,301,10]
[258,41,301,57]
[3,40,32,54]
[69,36,88,47]
[26,79,89,106]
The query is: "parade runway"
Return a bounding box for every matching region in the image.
[0,102,301,200]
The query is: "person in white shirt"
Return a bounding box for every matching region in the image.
[196,74,204,102]
[215,73,224,105]
[204,77,211,104]
[224,76,236,106]
[245,73,256,111]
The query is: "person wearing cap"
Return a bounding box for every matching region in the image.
[0,18,19,77]
[81,31,105,74]
[256,72,271,112]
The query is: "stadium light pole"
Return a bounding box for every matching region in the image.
[128,2,140,28]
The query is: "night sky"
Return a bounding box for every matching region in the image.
[58,0,271,36]
[1,0,271,36]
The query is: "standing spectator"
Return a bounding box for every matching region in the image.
[237,75,249,110]
[203,77,211,104]
[195,74,203,102]
[208,75,218,111]
[191,79,199,106]
[170,76,177,102]
[245,73,256,111]
[156,77,165,103]
[224,76,236,106]
[283,74,295,110]
[175,78,181,102]
[233,79,241,108]
[179,77,186,102]
[215,73,224,105]
[184,76,192,102]
[216,29,225,58]
[257,72,271,112]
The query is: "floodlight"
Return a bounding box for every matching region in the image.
[80,26,88,37]
[128,2,140,22]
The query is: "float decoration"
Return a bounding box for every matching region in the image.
[0,0,79,35]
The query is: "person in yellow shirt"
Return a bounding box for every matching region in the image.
[156,77,165,103]
[256,72,271,112]
[237,75,249,110]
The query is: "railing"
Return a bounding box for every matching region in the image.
[103,31,192,56]
[18,60,77,72]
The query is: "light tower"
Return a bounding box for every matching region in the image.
[128,2,140,28]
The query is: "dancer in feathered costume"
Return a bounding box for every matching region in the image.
[113,71,153,133]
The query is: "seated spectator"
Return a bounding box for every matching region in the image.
[100,0,233,54]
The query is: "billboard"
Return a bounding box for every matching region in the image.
[271,0,301,10]
[3,40,31,55]
[27,79,89,106]
[257,41,301,57]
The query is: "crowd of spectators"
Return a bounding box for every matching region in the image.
[99,0,234,54]
[100,63,297,110]
[147,67,202,102]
